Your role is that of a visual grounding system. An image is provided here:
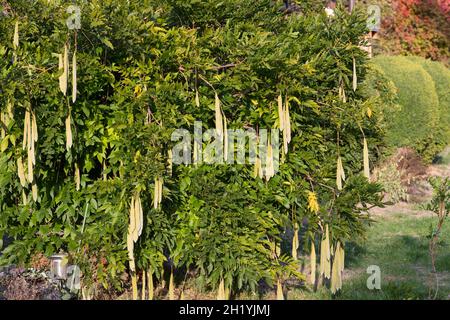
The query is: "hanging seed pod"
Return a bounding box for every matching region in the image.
[63,44,69,96]
[278,94,284,131]
[128,196,136,239]
[217,278,225,300]
[168,149,173,176]
[147,269,154,300]
[153,177,159,209]
[265,134,274,181]
[17,157,26,187]
[65,113,72,151]
[141,271,146,300]
[284,98,291,148]
[7,100,14,121]
[214,93,223,140]
[135,194,143,241]
[13,21,19,49]
[22,190,28,205]
[32,184,38,202]
[275,242,281,257]
[353,58,357,92]
[195,90,200,107]
[330,254,339,294]
[75,163,80,191]
[336,159,343,191]
[363,137,370,180]
[158,178,163,206]
[320,225,331,279]
[131,273,138,300]
[72,50,77,103]
[336,156,345,191]
[324,225,331,279]
[22,110,30,150]
[27,151,33,183]
[310,241,316,285]
[31,110,38,143]
[58,54,64,93]
[168,270,175,300]
[223,111,228,162]
[276,279,284,300]
[292,222,299,260]
[307,191,319,214]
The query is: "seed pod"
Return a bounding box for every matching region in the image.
[169,270,175,300]
[128,198,136,240]
[224,286,230,300]
[214,93,223,140]
[22,110,30,150]
[75,163,80,191]
[134,194,143,241]
[141,271,146,300]
[324,225,331,279]
[217,278,225,300]
[310,240,316,285]
[284,98,291,148]
[147,269,154,300]
[336,156,345,191]
[32,184,38,202]
[27,150,33,183]
[22,190,27,205]
[31,110,38,143]
[276,279,284,300]
[65,113,72,151]
[72,50,77,103]
[63,44,69,96]
[58,54,64,93]
[168,149,173,176]
[363,137,370,180]
[131,273,138,300]
[320,225,331,279]
[223,111,228,162]
[292,223,299,260]
[158,178,163,205]
[277,94,284,131]
[7,100,14,120]
[195,90,200,107]
[17,157,26,187]
[13,21,19,49]
[353,58,357,92]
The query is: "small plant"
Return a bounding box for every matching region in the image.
[425,177,449,299]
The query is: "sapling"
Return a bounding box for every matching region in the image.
[426,177,449,299]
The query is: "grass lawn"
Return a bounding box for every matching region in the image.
[287,212,450,300]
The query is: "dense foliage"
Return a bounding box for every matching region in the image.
[406,56,450,146]
[0,0,384,297]
[372,55,446,162]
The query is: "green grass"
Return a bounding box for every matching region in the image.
[289,213,450,300]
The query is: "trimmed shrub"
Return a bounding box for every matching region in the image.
[406,56,450,145]
[373,55,441,162]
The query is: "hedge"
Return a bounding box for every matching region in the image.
[406,56,450,146]
[373,55,442,162]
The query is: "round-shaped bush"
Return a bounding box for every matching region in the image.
[373,55,441,161]
[406,56,450,145]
